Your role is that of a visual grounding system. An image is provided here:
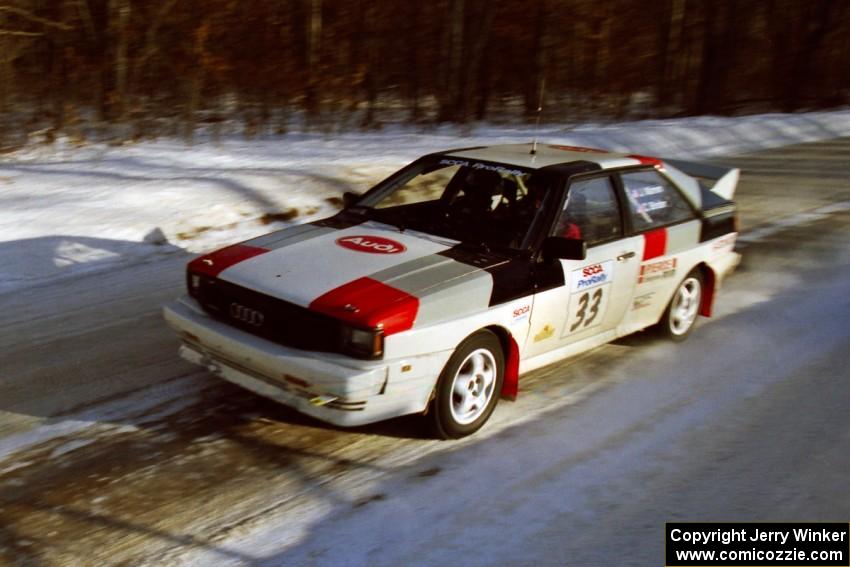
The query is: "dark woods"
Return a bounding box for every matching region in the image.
[0,0,847,147]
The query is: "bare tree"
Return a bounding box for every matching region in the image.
[658,0,687,112]
[0,3,71,147]
[0,0,847,144]
[109,0,131,121]
[304,0,322,117]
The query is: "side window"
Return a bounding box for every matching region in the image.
[555,176,623,246]
[621,170,696,232]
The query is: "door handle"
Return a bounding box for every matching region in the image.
[617,251,636,262]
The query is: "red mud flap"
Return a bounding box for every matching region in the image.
[500,336,520,401]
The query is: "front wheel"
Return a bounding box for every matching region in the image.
[430,330,504,439]
[658,269,703,342]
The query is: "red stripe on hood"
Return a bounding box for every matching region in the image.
[188,244,269,277]
[309,277,419,335]
[642,228,667,261]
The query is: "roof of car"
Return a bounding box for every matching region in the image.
[440,142,708,210]
[442,143,661,171]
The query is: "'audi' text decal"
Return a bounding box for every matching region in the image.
[335,235,406,254]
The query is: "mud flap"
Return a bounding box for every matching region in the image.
[500,336,520,401]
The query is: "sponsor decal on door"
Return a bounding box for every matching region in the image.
[564,261,614,337]
[570,260,613,293]
[638,257,677,284]
[511,303,531,325]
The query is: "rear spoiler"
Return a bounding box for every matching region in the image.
[665,159,739,201]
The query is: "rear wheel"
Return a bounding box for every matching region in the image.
[430,330,504,439]
[658,269,703,342]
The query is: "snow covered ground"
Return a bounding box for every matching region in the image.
[1,119,849,566]
[2,109,849,294]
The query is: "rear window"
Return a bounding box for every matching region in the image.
[621,170,696,231]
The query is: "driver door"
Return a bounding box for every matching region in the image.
[524,174,641,358]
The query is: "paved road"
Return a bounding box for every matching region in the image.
[1,138,848,566]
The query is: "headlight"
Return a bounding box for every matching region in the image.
[342,326,384,359]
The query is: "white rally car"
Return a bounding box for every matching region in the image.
[163,143,740,438]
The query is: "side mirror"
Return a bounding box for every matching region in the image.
[541,236,586,261]
[342,191,360,208]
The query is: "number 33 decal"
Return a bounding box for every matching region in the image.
[570,288,604,332]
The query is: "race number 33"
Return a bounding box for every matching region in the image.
[564,261,614,337]
[563,284,612,337]
[570,288,604,331]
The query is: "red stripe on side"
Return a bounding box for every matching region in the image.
[500,335,520,401]
[188,244,269,277]
[309,277,419,335]
[627,154,664,168]
[642,228,667,261]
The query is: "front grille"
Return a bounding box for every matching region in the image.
[191,275,343,354]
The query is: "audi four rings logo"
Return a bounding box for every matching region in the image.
[229,303,265,326]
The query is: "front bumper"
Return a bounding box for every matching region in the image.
[163,297,450,427]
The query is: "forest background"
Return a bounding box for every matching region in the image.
[0,0,848,150]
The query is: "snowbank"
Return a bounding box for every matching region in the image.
[2,110,849,293]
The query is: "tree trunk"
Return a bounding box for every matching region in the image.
[50,13,67,133]
[475,50,491,121]
[183,19,208,144]
[693,1,717,114]
[305,0,322,118]
[0,40,11,146]
[110,0,130,123]
[360,0,380,128]
[459,2,495,122]
[593,14,612,115]
[407,2,422,122]
[439,0,465,121]
[782,0,839,110]
[658,0,686,110]
[525,0,550,119]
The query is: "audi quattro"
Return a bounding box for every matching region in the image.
[163,143,741,438]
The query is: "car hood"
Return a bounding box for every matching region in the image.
[190,220,506,331]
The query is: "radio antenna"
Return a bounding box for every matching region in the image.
[530,77,546,155]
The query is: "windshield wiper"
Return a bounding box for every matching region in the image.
[347,205,372,216]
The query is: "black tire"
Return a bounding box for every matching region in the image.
[657,268,703,342]
[430,330,504,439]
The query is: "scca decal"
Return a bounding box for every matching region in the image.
[571,260,613,293]
[582,264,604,277]
[511,303,531,325]
[336,235,407,254]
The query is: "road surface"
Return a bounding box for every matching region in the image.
[1,137,849,566]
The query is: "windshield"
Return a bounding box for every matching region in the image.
[352,158,555,251]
